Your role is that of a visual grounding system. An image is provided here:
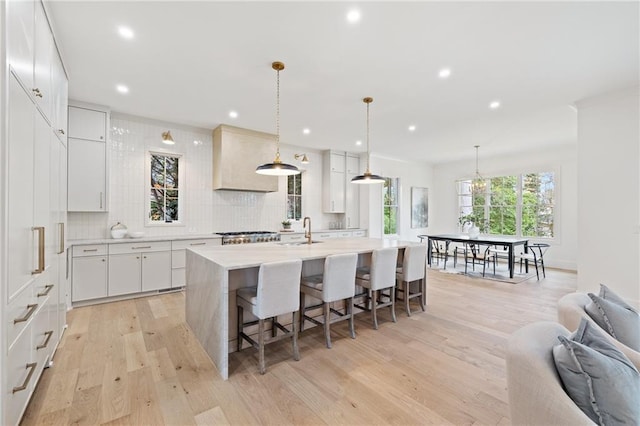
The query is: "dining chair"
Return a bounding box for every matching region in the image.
[464,243,496,277]
[517,243,550,280]
[395,244,427,316]
[355,247,399,329]
[236,258,303,374]
[299,253,358,348]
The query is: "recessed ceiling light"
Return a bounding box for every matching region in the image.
[355,140,362,146]
[229,110,238,118]
[408,125,416,132]
[438,68,451,79]
[116,84,129,94]
[302,128,310,135]
[347,9,361,23]
[489,101,501,109]
[118,26,134,39]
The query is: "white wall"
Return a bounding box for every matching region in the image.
[429,144,578,270]
[364,155,433,241]
[576,87,640,306]
[68,112,355,239]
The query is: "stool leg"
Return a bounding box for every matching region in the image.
[348,297,356,339]
[324,302,332,349]
[404,281,411,317]
[258,319,266,374]
[390,287,397,323]
[292,311,300,361]
[371,290,379,330]
[299,292,306,332]
[237,305,243,352]
[272,317,277,338]
[419,278,426,311]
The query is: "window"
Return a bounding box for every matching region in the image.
[287,173,302,220]
[383,177,399,235]
[457,172,555,238]
[149,152,181,223]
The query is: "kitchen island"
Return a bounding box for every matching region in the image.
[185,237,422,379]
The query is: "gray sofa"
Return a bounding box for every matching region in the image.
[506,321,595,425]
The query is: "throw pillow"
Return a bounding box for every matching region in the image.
[585,285,640,351]
[553,318,640,426]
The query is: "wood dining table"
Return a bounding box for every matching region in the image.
[419,234,529,279]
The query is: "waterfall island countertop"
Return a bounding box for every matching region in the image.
[184,237,423,379]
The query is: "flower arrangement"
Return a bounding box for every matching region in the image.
[281,220,292,229]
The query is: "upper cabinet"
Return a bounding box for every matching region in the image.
[345,154,360,228]
[323,151,346,213]
[67,105,109,212]
[68,106,107,141]
[7,0,68,133]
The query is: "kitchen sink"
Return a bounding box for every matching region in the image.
[277,241,323,246]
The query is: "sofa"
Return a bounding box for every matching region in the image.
[506,321,595,425]
[558,292,640,367]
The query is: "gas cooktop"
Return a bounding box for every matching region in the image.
[215,231,280,245]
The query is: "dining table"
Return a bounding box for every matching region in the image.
[419,234,529,279]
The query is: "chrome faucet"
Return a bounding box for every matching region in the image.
[303,216,312,244]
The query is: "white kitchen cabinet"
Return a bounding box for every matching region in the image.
[7,73,36,302]
[108,241,172,296]
[171,238,221,288]
[345,154,360,228]
[7,0,35,91]
[72,251,108,302]
[33,1,53,121]
[51,50,68,143]
[67,137,107,211]
[68,105,106,141]
[108,254,141,297]
[3,2,68,424]
[323,151,346,213]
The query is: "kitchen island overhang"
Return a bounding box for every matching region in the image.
[185,238,425,379]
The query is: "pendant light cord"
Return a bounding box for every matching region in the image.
[275,67,280,161]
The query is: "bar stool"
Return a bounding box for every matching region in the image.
[355,247,399,329]
[299,253,358,348]
[236,258,303,374]
[395,244,427,316]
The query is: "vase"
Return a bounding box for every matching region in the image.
[469,225,480,239]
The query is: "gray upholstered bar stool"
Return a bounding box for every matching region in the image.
[299,253,358,348]
[395,244,427,316]
[355,247,399,329]
[236,258,303,374]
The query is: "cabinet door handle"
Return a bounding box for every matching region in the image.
[32,88,43,98]
[58,129,65,135]
[32,226,45,274]
[99,192,103,209]
[58,223,65,254]
[190,242,206,246]
[37,284,54,297]
[132,246,151,250]
[83,248,98,252]
[14,304,38,324]
[36,331,54,350]
[13,363,37,393]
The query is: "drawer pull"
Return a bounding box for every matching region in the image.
[32,226,45,274]
[132,246,151,250]
[37,331,54,350]
[14,304,38,324]
[37,284,54,297]
[13,363,37,393]
[190,242,206,246]
[58,222,65,254]
[83,248,98,252]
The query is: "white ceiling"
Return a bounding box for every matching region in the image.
[48,1,639,164]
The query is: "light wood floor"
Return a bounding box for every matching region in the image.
[22,268,577,425]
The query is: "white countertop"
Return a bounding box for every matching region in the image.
[68,234,222,246]
[188,237,415,270]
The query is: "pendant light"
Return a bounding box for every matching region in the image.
[472,145,486,191]
[256,61,300,176]
[351,97,384,184]
[161,131,175,145]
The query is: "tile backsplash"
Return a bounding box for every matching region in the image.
[68,112,287,240]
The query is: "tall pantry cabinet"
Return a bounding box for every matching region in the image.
[2,1,69,425]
